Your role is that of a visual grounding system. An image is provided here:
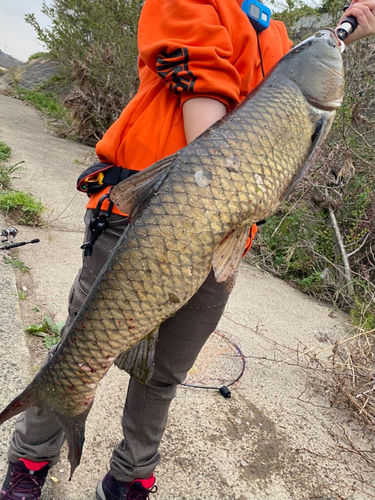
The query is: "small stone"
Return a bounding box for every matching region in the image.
[240,460,248,467]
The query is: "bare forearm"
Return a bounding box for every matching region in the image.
[182,97,226,144]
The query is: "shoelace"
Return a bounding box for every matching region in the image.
[3,469,45,500]
[128,485,158,500]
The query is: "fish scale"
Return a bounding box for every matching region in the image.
[0,28,344,478]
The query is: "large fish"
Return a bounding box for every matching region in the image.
[0,29,344,478]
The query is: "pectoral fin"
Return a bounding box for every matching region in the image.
[284,114,332,199]
[212,226,250,292]
[109,154,177,217]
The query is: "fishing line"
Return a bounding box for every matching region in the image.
[182,329,246,398]
[47,192,81,225]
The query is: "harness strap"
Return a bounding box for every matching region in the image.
[77,162,138,255]
[77,162,138,195]
[81,192,116,257]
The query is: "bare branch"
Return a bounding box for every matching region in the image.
[325,189,354,294]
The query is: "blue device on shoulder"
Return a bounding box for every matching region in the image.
[241,0,271,32]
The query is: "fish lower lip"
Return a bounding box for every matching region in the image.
[308,96,342,111]
[333,31,346,52]
[337,37,346,52]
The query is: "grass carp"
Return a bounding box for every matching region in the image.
[0,28,344,478]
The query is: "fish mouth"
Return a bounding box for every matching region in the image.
[321,27,346,54]
[327,27,347,53]
[328,27,344,48]
[317,27,341,47]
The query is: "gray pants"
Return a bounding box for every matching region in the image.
[8,210,230,482]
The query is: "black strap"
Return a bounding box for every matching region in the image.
[77,162,138,195]
[81,193,116,257]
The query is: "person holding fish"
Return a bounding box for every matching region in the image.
[1,0,374,499]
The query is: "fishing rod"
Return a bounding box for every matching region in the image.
[0,238,40,251]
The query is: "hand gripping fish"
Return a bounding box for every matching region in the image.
[0,29,344,478]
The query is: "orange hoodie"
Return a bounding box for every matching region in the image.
[90,0,292,215]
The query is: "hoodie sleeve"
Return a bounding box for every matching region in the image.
[138,0,244,109]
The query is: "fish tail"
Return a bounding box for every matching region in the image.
[0,383,38,425]
[0,383,90,480]
[55,405,92,480]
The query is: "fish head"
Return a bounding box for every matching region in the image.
[263,28,344,201]
[279,28,344,112]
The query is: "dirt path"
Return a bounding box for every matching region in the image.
[0,94,373,500]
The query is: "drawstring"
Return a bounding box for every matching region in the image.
[256,31,265,78]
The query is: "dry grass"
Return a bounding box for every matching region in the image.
[302,327,375,470]
[308,330,375,427]
[248,319,375,468]
[64,43,138,145]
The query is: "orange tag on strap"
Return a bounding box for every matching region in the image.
[243,223,258,256]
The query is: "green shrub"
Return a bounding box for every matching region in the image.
[28,51,49,61]
[0,142,24,190]
[0,142,12,162]
[15,87,67,120]
[0,162,24,190]
[0,191,45,225]
[26,316,64,349]
[26,0,144,145]
[4,257,31,273]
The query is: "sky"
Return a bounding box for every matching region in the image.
[0,0,322,63]
[0,0,52,62]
